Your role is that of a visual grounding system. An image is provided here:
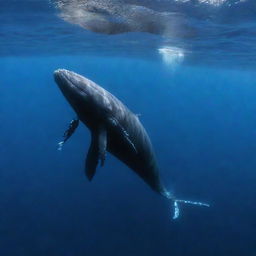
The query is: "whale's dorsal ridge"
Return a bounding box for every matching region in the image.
[85,125,107,181]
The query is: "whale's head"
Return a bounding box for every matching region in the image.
[54,69,97,120]
[54,69,90,96]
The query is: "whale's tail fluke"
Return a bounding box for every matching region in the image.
[162,191,210,219]
[172,198,210,219]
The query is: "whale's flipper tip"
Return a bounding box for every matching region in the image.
[86,169,95,181]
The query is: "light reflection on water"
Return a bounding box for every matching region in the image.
[0,0,255,68]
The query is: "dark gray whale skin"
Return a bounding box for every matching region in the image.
[54,69,170,198]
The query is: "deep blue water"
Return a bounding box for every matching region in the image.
[1,0,256,255]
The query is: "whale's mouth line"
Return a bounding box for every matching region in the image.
[55,69,88,97]
[55,69,74,86]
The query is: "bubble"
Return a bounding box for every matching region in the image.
[158,46,185,68]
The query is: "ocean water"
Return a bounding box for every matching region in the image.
[1,0,256,255]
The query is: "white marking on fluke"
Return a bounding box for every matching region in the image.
[172,199,210,219]
[164,191,210,219]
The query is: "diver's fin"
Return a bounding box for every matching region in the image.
[57,118,79,151]
[108,117,137,153]
[85,125,107,181]
[163,191,210,219]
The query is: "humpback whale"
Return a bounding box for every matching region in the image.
[54,69,209,219]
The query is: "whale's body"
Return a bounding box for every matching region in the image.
[54,69,209,219]
[54,69,168,197]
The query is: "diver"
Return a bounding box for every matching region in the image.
[57,118,79,151]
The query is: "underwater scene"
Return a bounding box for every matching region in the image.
[1,0,256,255]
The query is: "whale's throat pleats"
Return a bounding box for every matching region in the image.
[85,125,107,181]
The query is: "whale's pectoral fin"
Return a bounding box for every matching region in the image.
[85,126,107,181]
[98,127,107,166]
[108,117,137,153]
[85,140,98,181]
